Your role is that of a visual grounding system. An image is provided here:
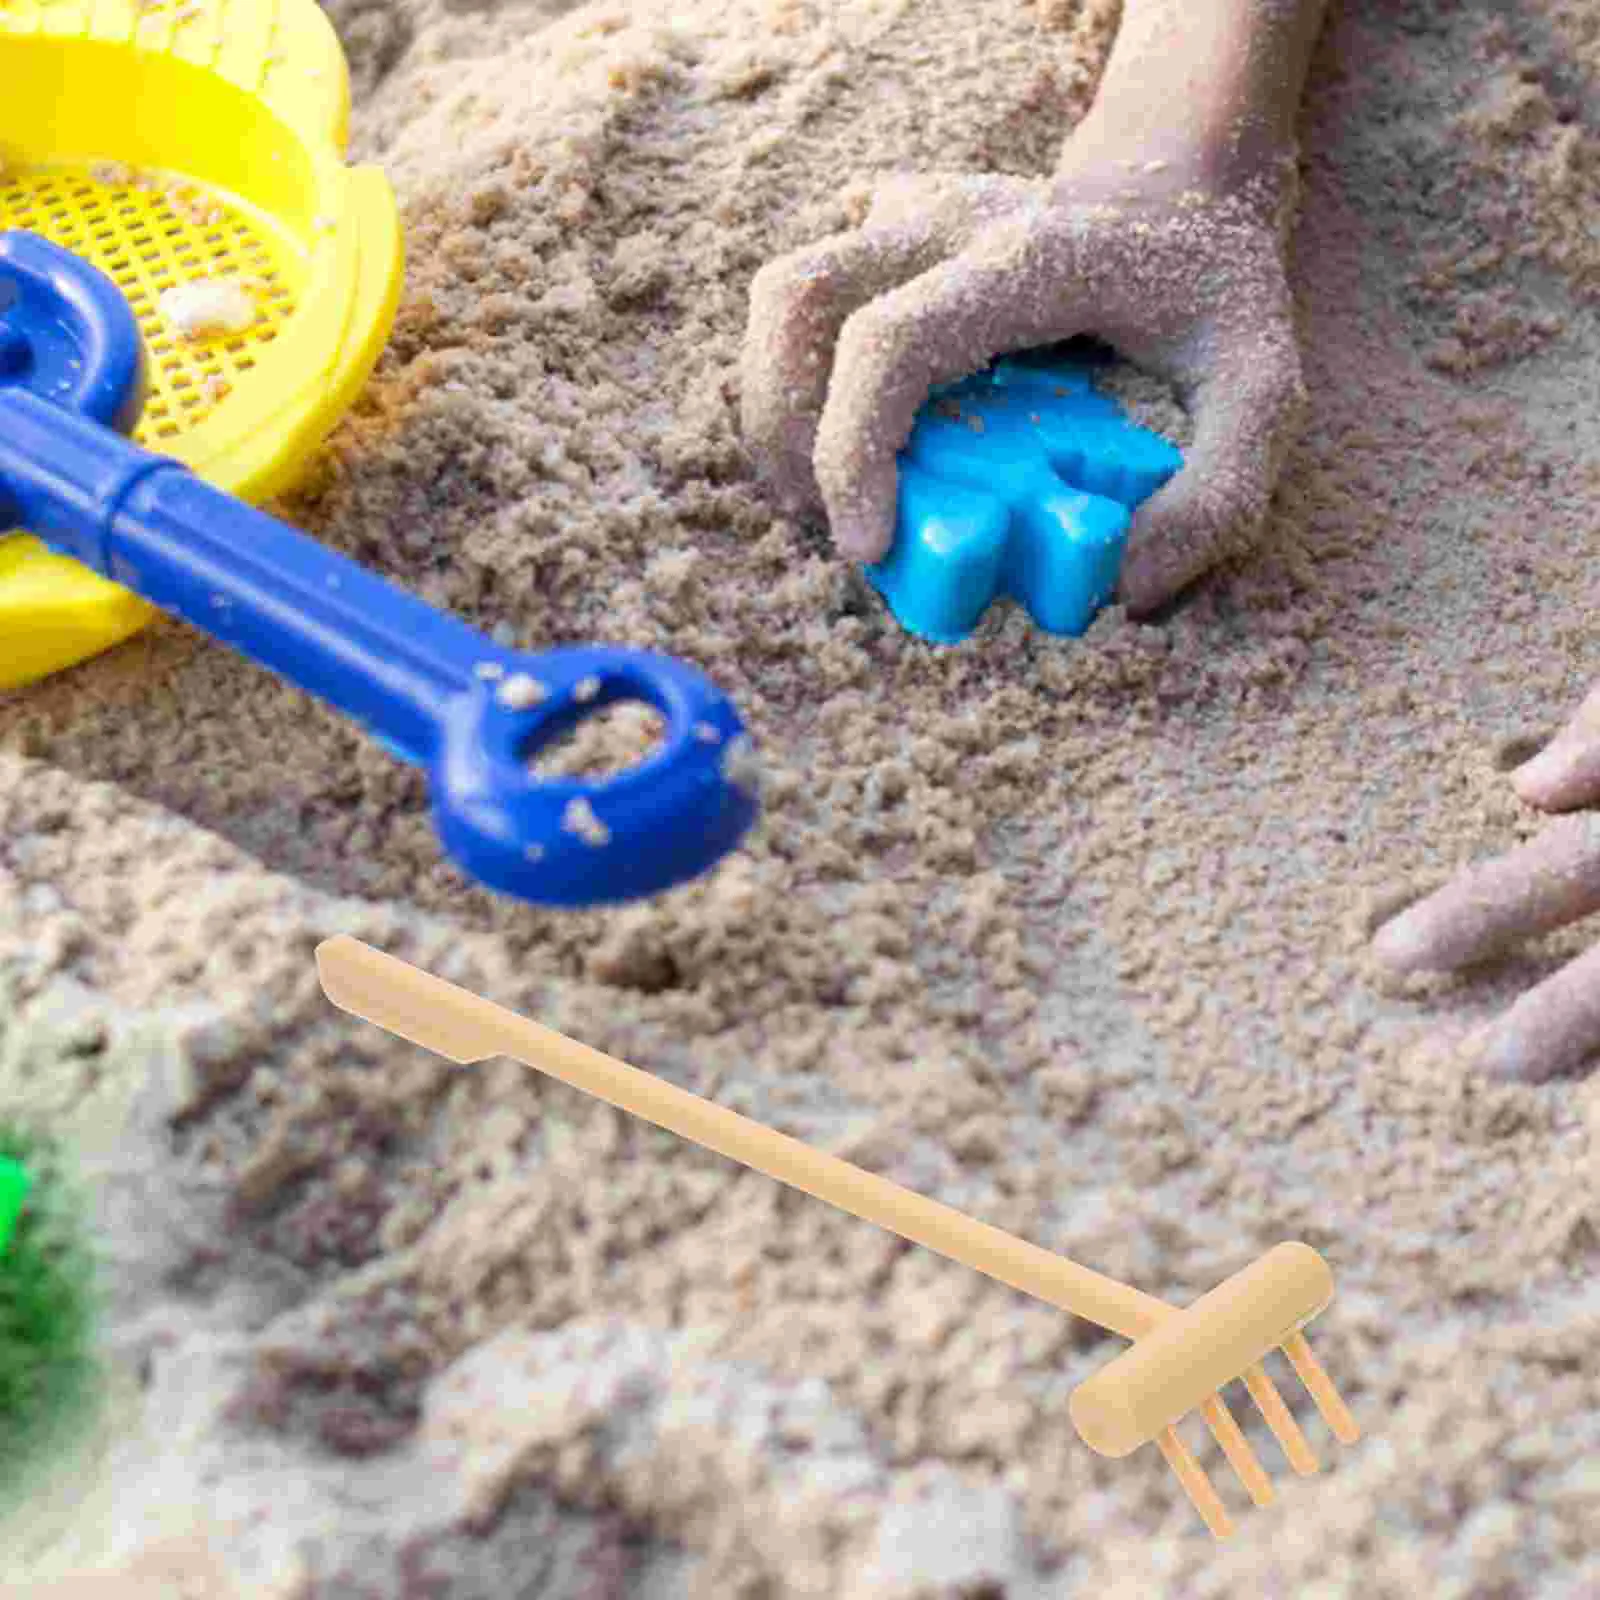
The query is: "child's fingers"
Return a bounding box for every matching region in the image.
[812,232,1094,561]
[1372,815,1600,975]
[1468,941,1600,1083]
[1511,681,1600,812]
[1117,315,1306,616]
[740,221,948,519]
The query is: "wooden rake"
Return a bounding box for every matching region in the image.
[315,936,1361,1537]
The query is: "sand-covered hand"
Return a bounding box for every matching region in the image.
[1373,682,1600,1082]
[739,165,1306,617]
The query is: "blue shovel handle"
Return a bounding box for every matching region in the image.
[0,232,757,907]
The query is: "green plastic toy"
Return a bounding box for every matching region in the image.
[0,1158,28,1254]
[0,1132,98,1500]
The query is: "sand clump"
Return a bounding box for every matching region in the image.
[1,0,1599,1594]
[1092,361,1193,447]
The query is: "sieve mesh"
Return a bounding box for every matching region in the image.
[0,163,300,445]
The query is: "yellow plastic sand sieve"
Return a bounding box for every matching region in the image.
[0,0,403,690]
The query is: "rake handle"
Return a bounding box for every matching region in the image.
[521,1025,1173,1339]
[316,936,1172,1341]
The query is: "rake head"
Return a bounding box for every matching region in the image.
[1069,1243,1362,1537]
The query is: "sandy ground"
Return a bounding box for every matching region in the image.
[2,0,1599,1593]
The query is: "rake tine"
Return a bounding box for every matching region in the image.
[1156,1425,1234,1538]
[1282,1332,1361,1444]
[1243,1363,1319,1475]
[1199,1394,1275,1507]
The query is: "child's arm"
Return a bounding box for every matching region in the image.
[740,0,1331,615]
[1062,0,1331,208]
[1373,686,1600,1083]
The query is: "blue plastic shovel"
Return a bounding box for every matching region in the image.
[0,231,758,908]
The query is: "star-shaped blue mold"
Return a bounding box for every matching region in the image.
[866,353,1184,643]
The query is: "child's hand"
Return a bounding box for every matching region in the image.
[1372,683,1600,1082]
[739,164,1306,616]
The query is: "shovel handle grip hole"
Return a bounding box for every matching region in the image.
[519,688,670,785]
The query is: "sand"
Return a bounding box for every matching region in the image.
[1,0,1598,1593]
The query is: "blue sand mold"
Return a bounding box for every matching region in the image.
[866,355,1185,643]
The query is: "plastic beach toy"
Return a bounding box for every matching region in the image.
[320,933,1365,1543]
[0,231,758,907]
[0,0,757,906]
[0,0,404,691]
[869,352,1184,642]
[0,1159,28,1255]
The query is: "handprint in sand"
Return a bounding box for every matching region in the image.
[1374,685,1600,1083]
[740,0,1331,616]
